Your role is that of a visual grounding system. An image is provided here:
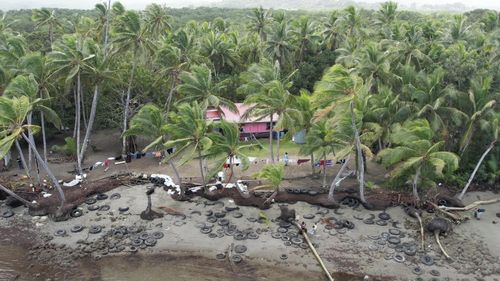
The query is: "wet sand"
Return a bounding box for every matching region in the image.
[1,184,500,281]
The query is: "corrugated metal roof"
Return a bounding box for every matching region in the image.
[206,103,277,123]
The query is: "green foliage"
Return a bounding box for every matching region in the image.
[51,137,77,157]
[254,163,284,191]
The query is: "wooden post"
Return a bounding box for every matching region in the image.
[293,222,334,281]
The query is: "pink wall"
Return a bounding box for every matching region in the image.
[242,123,268,133]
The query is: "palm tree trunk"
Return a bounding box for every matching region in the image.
[0,183,33,207]
[76,72,82,174]
[328,154,351,201]
[168,160,181,185]
[40,112,48,163]
[276,130,281,163]
[165,77,176,114]
[197,149,206,188]
[122,55,138,155]
[22,133,66,207]
[351,101,366,203]
[269,114,274,163]
[103,0,111,55]
[79,85,100,165]
[26,112,34,170]
[413,166,421,202]
[81,87,88,131]
[72,87,77,139]
[227,156,234,183]
[458,141,496,200]
[310,153,315,175]
[15,140,31,179]
[322,153,327,187]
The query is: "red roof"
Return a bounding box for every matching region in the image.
[206,103,277,123]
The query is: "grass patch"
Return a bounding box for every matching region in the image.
[241,138,303,159]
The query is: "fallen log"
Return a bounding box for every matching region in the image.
[293,221,334,281]
[439,197,500,212]
[427,202,462,222]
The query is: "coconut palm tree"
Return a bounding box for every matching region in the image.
[20,53,56,162]
[114,10,156,154]
[4,75,60,177]
[144,3,172,37]
[254,163,284,204]
[199,31,239,75]
[301,120,335,187]
[321,11,340,51]
[291,16,320,65]
[0,95,65,207]
[459,74,498,155]
[32,8,61,50]
[163,102,212,189]
[265,20,293,70]
[248,6,271,42]
[378,119,460,202]
[124,104,182,191]
[206,120,262,182]
[375,1,398,26]
[176,64,236,113]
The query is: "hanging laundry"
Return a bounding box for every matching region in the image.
[297,159,310,165]
[315,160,333,167]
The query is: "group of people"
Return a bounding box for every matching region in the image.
[300,221,318,235]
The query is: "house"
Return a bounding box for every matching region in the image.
[206,103,279,138]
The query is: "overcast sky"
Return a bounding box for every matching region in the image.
[1,0,499,10]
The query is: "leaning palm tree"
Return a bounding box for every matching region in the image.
[4,75,60,174]
[254,163,284,204]
[124,103,182,189]
[247,6,271,42]
[378,119,460,203]
[206,120,262,183]
[163,102,212,189]
[114,10,156,154]
[0,96,66,207]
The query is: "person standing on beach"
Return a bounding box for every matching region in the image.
[284,152,289,166]
[301,221,307,233]
[311,223,317,235]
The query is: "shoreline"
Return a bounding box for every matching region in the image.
[1,184,500,281]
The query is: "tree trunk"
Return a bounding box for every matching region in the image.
[15,140,31,179]
[22,133,66,208]
[269,114,274,162]
[413,166,421,202]
[197,149,206,189]
[122,55,138,155]
[458,141,496,200]
[328,154,351,202]
[165,77,176,114]
[0,183,33,207]
[75,72,82,174]
[146,193,152,212]
[72,87,77,139]
[103,0,111,55]
[168,160,181,186]
[81,87,88,131]
[79,85,100,165]
[322,152,327,187]
[351,101,366,203]
[310,153,315,175]
[227,156,234,183]
[26,112,34,170]
[40,112,47,163]
[276,130,281,163]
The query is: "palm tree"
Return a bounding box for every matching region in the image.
[291,16,320,64]
[247,6,271,42]
[20,53,56,162]
[0,95,66,207]
[244,79,301,163]
[32,8,61,50]
[49,35,94,173]
[4,75,60,177]
[114,10,156,154]
[163,102,212,189]
[207,120,262,183]
[199,31,239,75]
[375,1,398,26]
[176,64,236,113]
[144,3,172,37]
[254,163,284,204]
[457,115,498,200]
[321,11,340,51]
[265,20,293,70]
[124,104,182,190]
[338,6,361,37]
[378,119,459,202]
[459,75,498,155]
[301,121,334,187]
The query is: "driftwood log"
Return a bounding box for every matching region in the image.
[439,197,500,212]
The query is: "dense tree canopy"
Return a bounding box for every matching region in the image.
[0,2,498,200]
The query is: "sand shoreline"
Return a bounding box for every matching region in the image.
[1,184,500,281]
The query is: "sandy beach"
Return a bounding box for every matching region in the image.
[1,181,499,281]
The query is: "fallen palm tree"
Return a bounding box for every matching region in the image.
[438,197,500,212]
[404,206,425,250]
